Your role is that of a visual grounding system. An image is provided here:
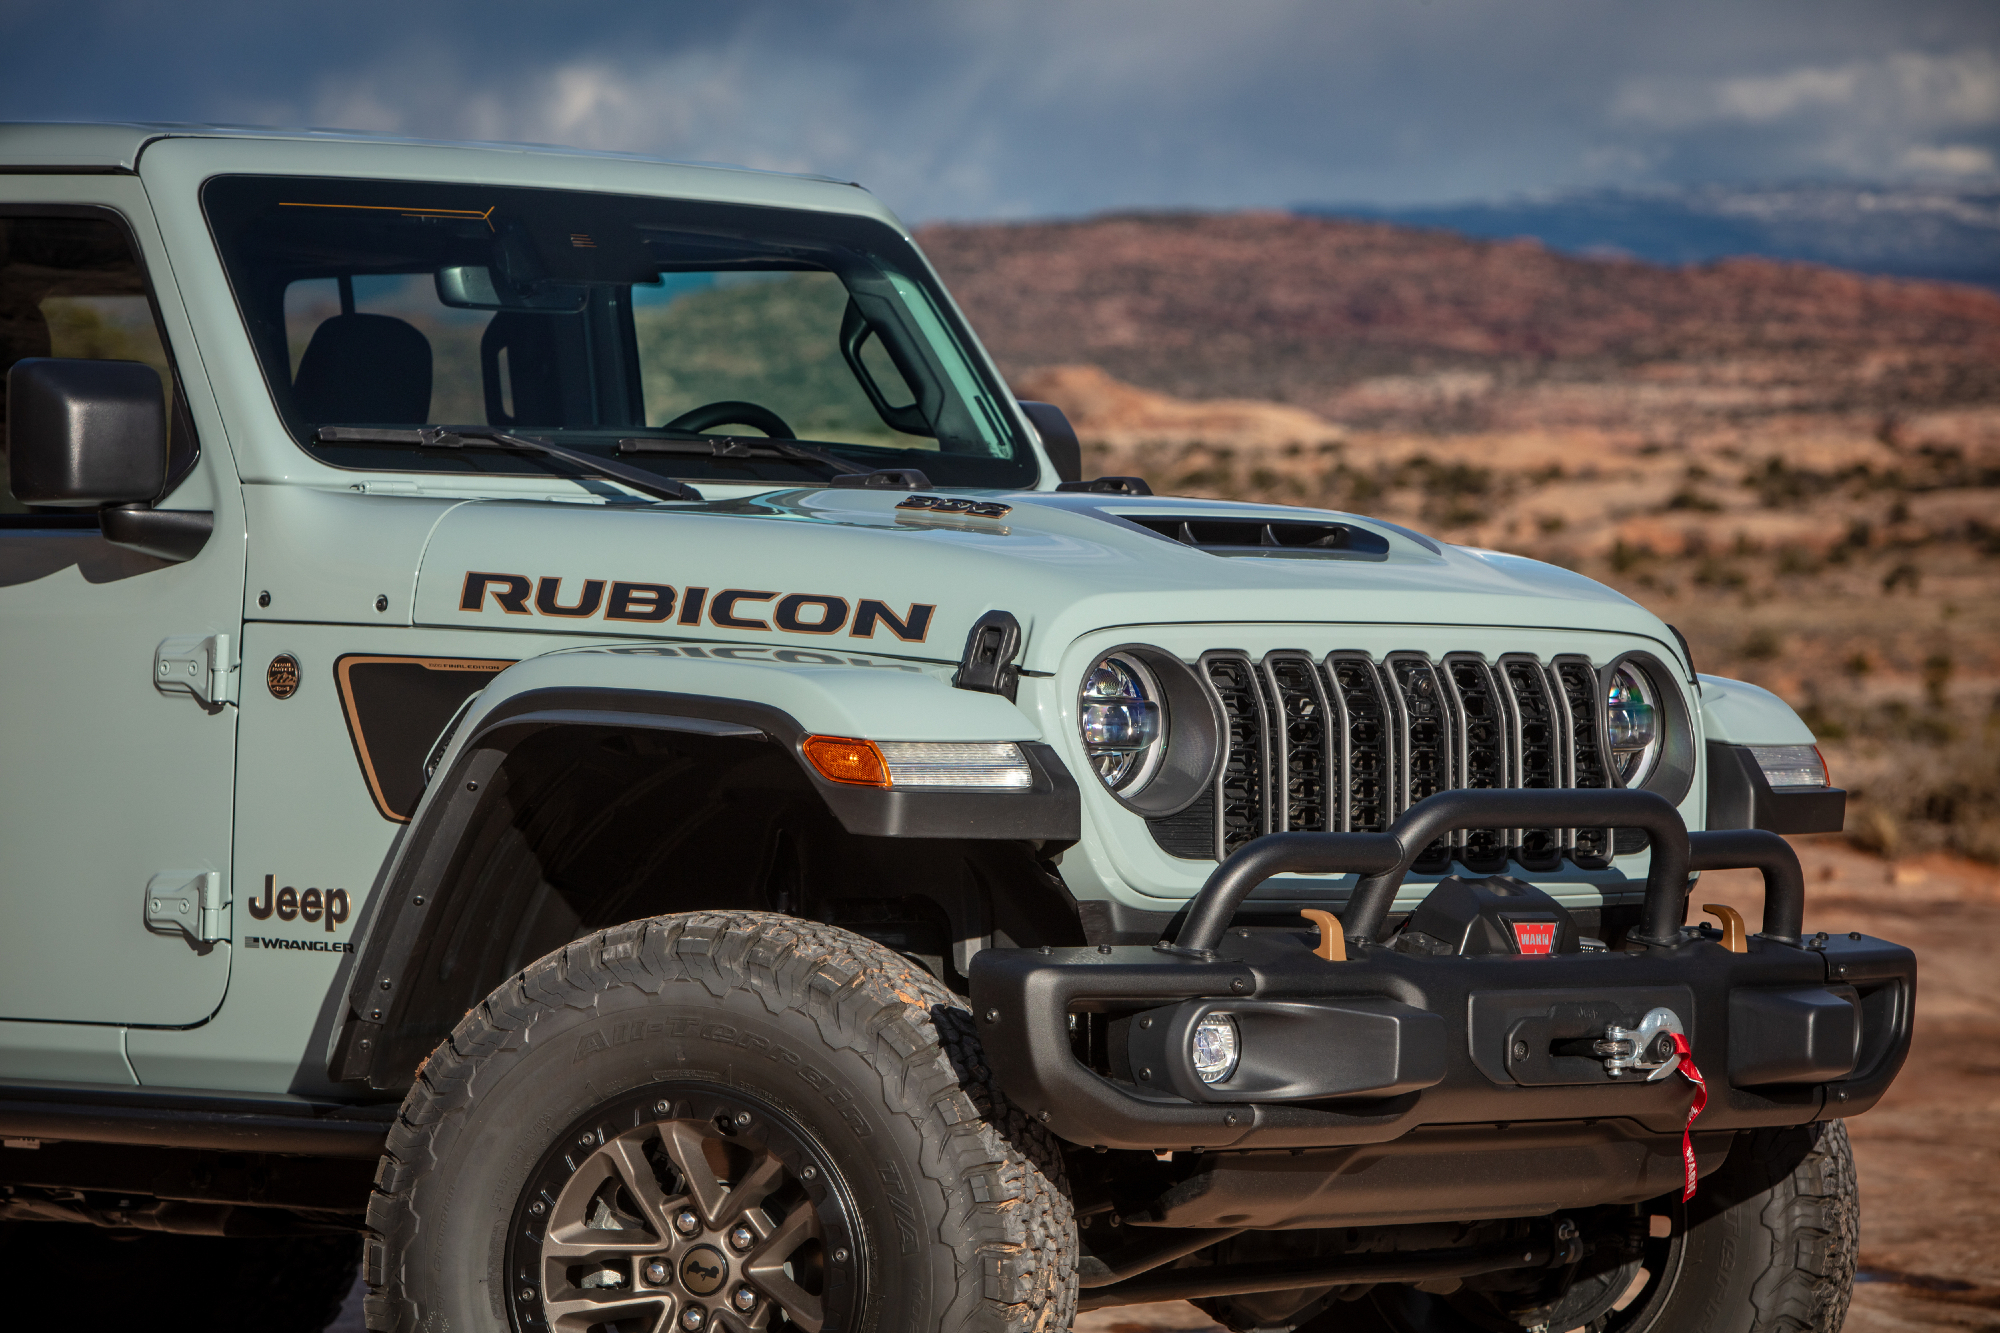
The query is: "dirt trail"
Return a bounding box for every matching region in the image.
[1075,839,2000,1333]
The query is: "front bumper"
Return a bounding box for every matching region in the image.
[971,790,1913,1156]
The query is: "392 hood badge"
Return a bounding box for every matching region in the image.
[896,493,1011,519]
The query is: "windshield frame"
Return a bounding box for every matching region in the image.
[200,173,1039,492]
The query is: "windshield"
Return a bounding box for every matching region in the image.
[203,175,1036,489]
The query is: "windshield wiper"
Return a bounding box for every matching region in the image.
[615,434,869,476]
[315,426,704,503]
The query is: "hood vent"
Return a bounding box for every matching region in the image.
[1129,516,1391,560]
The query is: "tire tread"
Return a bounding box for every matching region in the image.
[363,910,1075,1333]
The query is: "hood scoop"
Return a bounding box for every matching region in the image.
[1128,516,1392,561]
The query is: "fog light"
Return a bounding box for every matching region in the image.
[1190,1013,1240,1085]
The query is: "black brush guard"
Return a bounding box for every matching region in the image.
[970,790,1914,1155]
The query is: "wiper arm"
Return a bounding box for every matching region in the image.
[315,426,704,503]
[616,434,869,476]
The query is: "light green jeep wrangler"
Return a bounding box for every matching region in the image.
[0,123,1910,1333]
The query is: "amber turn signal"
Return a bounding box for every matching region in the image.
[802,735,890,787]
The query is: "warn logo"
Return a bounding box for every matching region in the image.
[1510,920,1559,955]
[460,572,935,642]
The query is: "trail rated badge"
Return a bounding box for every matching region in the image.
[267,654,301,699]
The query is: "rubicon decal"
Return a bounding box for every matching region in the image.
[246,875,351,932]
[460,572,935,642]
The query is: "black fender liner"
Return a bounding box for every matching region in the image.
[328,686,1078,1091]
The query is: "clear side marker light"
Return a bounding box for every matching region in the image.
[876,741,1034,789]
[1748,744,1829,789]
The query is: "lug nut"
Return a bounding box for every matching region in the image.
[674,1209,701,1236]
[729,1225,755,1251]
[680,1307,707,1330]
[733,1287,758,1312]
[644,1258,671,1285]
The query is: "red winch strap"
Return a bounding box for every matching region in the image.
[1668,1032,1708,1200]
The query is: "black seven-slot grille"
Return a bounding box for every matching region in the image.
[1148,650,1625,867]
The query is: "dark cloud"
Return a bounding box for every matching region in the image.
[2,0,1994,219]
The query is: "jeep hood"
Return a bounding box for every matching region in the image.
[412,488,1675,672]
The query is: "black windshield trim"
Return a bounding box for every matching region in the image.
[200,174,1037,491]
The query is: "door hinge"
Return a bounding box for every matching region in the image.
[155,634,237,707]
[145,871,229,953]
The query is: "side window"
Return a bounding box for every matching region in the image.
[0,211,195,514]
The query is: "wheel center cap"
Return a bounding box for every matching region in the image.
[679,1244,728,1296]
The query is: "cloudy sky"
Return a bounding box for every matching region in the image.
[3,0,1995,221]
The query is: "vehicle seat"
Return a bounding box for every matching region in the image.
[0,303,52,453]
[480,312,566,428]
[292,312,432,424]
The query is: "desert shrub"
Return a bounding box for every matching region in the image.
[1664,488,1721,512]
[1842,709,2000,863]
[1881,562,1921,593]
[1739,627,1783,660]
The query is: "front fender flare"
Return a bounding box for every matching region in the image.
[326,649,1079,1090]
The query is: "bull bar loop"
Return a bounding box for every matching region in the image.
[1170,789,1806,956]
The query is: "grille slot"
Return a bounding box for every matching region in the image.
[1264,652,1334,835]
[1553,655,1613,867]
[1385,652,1455,872]
[1201,651,1272,859]
[1498,653,1564,870]
[1328,652,1392,834]
[1146,647,1639,869]
[1443,653,1509,873]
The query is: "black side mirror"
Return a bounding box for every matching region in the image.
[6,357,212,561]
[6,357,166,506]
[1017,400,1082,483]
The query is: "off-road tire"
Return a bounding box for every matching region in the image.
[1619,1119,1859,1333]
[363,910,1075,1333]
[0,1223,359,1330]
[1261,1120,1857,1333]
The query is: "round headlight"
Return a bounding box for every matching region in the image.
[1079,653,1165,792]
[1190,1013,1240,1085]
[1606,664,1661,787]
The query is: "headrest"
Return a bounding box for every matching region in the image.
[293,313,432,425]
[0,304,53,452]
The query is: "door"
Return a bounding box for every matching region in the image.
[0,178,244,1037]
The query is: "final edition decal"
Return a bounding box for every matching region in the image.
[459,571,936,642]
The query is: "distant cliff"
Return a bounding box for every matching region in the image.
[920,210,2000,432]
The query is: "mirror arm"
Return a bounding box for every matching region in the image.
[100,504,213,563]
